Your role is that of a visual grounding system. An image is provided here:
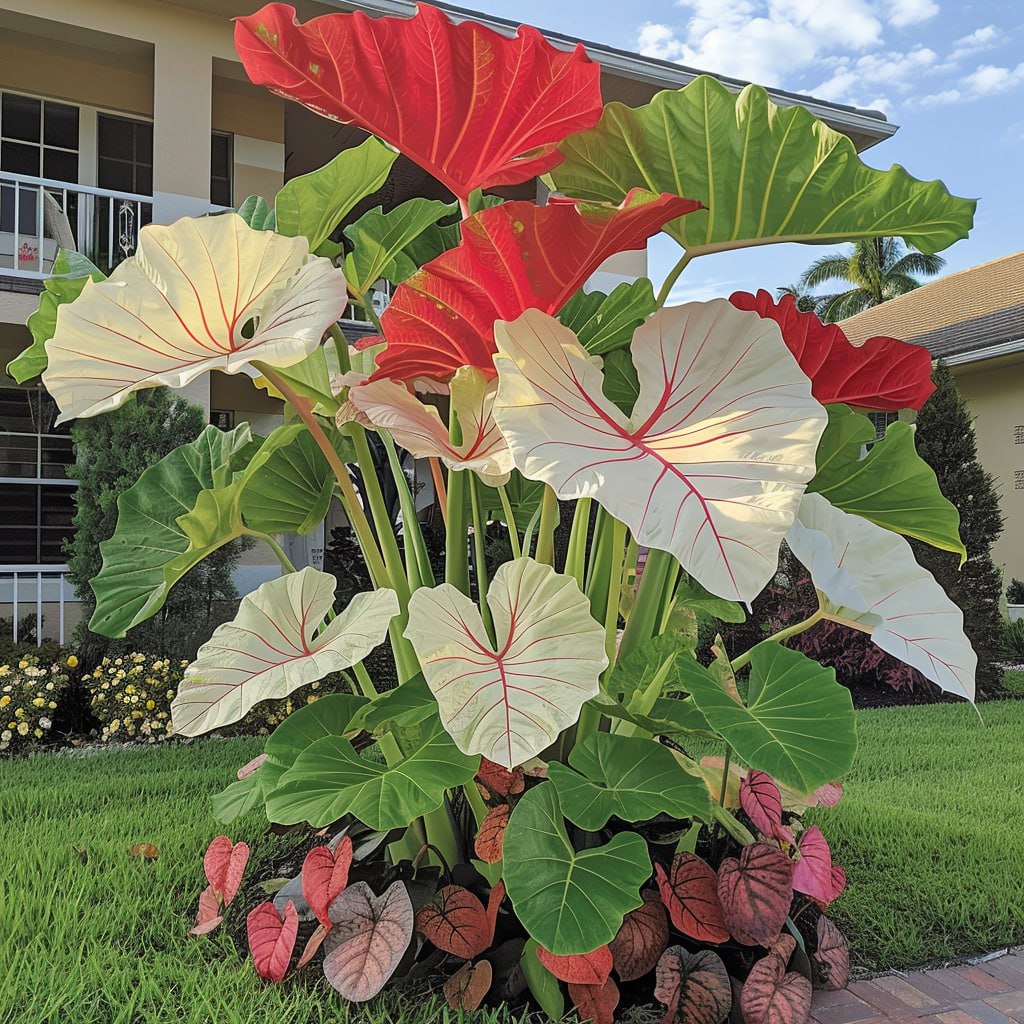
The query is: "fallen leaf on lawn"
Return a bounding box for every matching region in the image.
[129,843,159,860]
[72,846,88,864]
[445,959,493,1011]
[189,884,224,937]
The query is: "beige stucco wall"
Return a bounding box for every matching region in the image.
[952,355,1024,582]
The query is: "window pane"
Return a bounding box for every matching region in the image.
[2,93,41,143]
[0,436,38,478]
[98,157,134,193]
[135,121,153,163]
[210,176,231,207]
[43,101,78,149]
[1,140,40,175]
[43,147,77,184]
[135,164,153,197]
[211,132,230,174]
[40,437,74,479]
[0,388,34,431]
[98,115,134,159]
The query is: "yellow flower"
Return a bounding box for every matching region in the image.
[32,698,46,708]
[110,719,120,732]
[17,722,29,736]
[48,701,56,710]
[33,728,42,738]
[18,660,28,670]
[0,665,9,676]
[0,696,9,709]
[66,655,79,669]
[145,700,155,711]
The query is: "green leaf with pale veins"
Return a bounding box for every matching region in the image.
[275,137,397,251]
[558,278,657,355]
[236,194,275,230]
[549,75,975,257]
[548,733,710,830]
[808,405,965,563]
[503,783,651,955]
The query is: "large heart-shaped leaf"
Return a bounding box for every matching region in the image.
[373,191,699,383]
[740,952,812,1024]
[548,733,710,830]
[793,827,843,906]
[493,302,826,603]
[348,367,512,486]
[654,946,732,1024]
[787,493,977,700]
[559,278,658,356]
[171,570,398,736]
[7,250,105,383]
[729,291,935,411]
[43,212,348,423]
[814,917,851,991]
[247,900,299,982]
[324,881,414,1001]
[204,835,250,906]
[550,75,975,256]
[274,137,396,251]
[717,843,794,946]
[808,406,965,562]
[404,557,607,769]
[265,718,479,830]
[740,771,785,838]
[235,2,602,200]
[681,642,856,792]
[609,892,669,982]
[416,885,492,959]
[503,784,651,955]
[302,837,353,929]
[655,853,730,945]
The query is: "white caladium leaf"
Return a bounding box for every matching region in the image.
[403,557,607,769]
[493,301,827,602]
[347,366,513,486]
[172,568,399,736]
[787,493,976,701]
[43,212,348,422]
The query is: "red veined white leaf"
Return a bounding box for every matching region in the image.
[302,836,354,929]
[569,977,621,1024]
[740,770,784,837]
[654,946,732,1024]
[493,302,827,603]
[729,290,934,411]
[247,899,299,983]
[203,835,249,907]
[324,881,414,1001]
[609,893,669,982]
[814,917,851,991]
[740,952,813,1024]
[171,569,398,736]
[404,557,607,769]
[416,885,492,960]
[536,944,613,985]
[373,191,699,383]
[655,854,730,945]
[235,2,603,200]
[188,885,224,936]
[43,213,348,423]
[445,959,494,1011]
[474,804,510,864]
[792,826,840,906]
[717,843,794,947]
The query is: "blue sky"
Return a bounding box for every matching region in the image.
[469,0,1024,304]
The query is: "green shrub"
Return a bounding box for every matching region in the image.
[1007,578,1024,604]
[1002,618,1024,664]
[0,654,70,754]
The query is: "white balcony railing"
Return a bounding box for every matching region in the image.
[1,171,152,280]
[0,564,74,646]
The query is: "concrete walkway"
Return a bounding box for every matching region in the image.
[812,952,1024,1024]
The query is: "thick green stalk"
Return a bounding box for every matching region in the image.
[445,406,470,593]
[656,251,693,308]
[328,323,352,375]
[730,608,824,673]
[421,804,463,871]
[249,531,297,574]
[468,474,495,643]
[380,431,433,589]
[603,518,628,668]
[534,486,559,566]
[564,498,592,587]
[496,483,522,560]
[618,548,678,663]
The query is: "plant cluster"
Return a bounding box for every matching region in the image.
[10,3,980,1022]
[0,654,69,754]
[1007,579,1024,605]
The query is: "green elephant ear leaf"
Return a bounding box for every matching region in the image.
[7,250,106,383]
[549,75,975,257]
[236,194,275,230]
[275,136,397,251]
[548,733,710,830]
[680,642,856,792]
[265,718,479,831]
[212,773,265,824]
[558,278,657,355]
[808,405,965,563]
[503,783,651,955]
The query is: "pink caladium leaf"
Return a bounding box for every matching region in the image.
[493,302,827,603]
[740,770,784,837]
[655,854,730,945]
[404,557,607,768]
[792,826,841,906]
[296,923,329,970]
[188,884,224,936]
[237,753,267,780]
[569,977,621,1024]
[813,782,844,808]
[247,899,299,983]
[717,843,794,946]
[203,835,249,907]
[740,952,813,1024]
[324,881,414,1001]
[302,836,354,929]
[814,917,851,991]
[609,891,669,982]
[536,944,614,985]
[654,946,732,1024]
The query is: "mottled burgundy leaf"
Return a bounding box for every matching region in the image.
[569,977,621,1024]
[188,884,223,936]
[302,837,353,928]
[474,804,510,864]
[203,835,249,907]
[813,917,851,991]
[324,881,414,1001]
[740,770,784,836]
[476,757,525,798]
[654,945,732,1024]
[656,853,730,944]
[609,891,669,982]
[740,952,812,1024]
[769,933,798,964]
[536,944,613,985]
[247,899,298,982]
[417,885,492,959]
[718,843,794,946]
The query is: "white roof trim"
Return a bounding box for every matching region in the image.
[942,335,1024,366]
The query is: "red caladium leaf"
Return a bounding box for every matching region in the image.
[486,880,505,941]
[569,978,621,1024]
[717,843,794,946]
[740,770,784,837]
[654,946,732,1024]
[247,899,299,983]
[609,891,669,982]
[416,885,492,960]
[728,289,934,411]
[477,758,525,798]
[373,191,700,383]
[237,753,267,780]
[296,924,328,970]
[302,837,354,929]
[813,782,844,808]
[536,944,613,985]
[474,804,510,864]
[324,881,414,1001]
[188,884,223,937]
[204,835,249,907]
[235,2,603,200]
[655,854,730,945]
[445,959,494,1012]
[814,916,851,991]
[740,952,813,1024]
[793,826,841,906]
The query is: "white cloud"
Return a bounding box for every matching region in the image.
[918,88,961,106]
[964,63,1024,95]
[885,0,939,28]
[949,25,999,62]
[811,46,936,110]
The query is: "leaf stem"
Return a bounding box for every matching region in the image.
[468,474,495,643]
[250,531,297,575]
[656,250,693,308]
[496,483,522,560]
[328,323,352,375]
[534,486,559,567]
[730,608,824,673]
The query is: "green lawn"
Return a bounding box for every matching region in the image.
[3,703,1023,1023]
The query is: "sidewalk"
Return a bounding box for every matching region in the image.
[812,952,1024,1024]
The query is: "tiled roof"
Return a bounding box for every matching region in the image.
[841,250,1024,360]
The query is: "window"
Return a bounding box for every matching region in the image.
[211,132,233,207]
[97,114,152,196]
[867,410,898,440]
[0,387,76,564]
[1015,425,1024,445]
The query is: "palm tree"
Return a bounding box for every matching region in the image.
[775,282,820,313]
[797,237,945,322]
